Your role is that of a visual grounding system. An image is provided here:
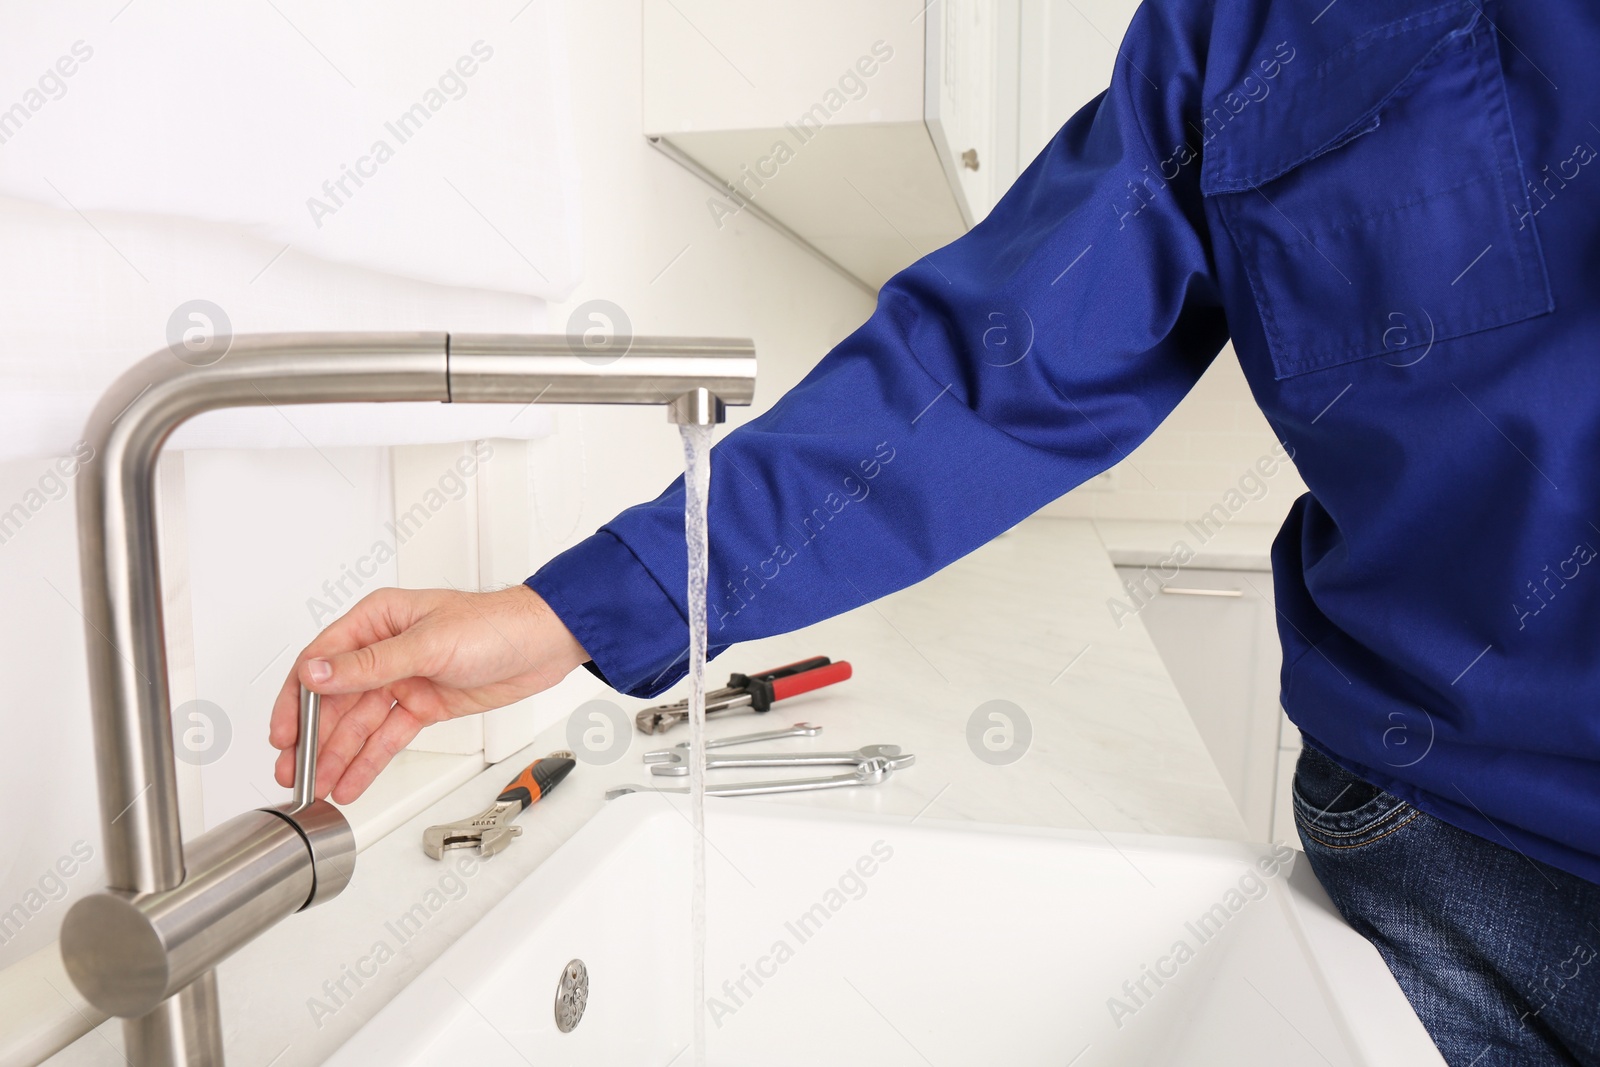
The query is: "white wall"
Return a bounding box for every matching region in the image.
[0,450,99,970]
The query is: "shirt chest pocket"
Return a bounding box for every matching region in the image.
[1200,4,1553,380]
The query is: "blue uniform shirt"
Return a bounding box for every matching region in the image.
[530,0,1600,885]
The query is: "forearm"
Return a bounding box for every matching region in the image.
[529,332,1095,696]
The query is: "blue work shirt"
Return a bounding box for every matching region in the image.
[530,0,1600,885]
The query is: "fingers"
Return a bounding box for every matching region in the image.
[301,631,435,696]
[274,740,294,788]
[269,665,304,751]
[269,589,428,749]
[332,705,425,804]
[265,585,568,802]
[272,687,365,789]
[313,689,398,797]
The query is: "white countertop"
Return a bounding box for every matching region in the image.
[1093,518,1280,572]
[42,516,1247,1066]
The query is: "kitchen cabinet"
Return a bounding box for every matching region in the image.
[642,0,1020,289]
[927,0,1012,224]
[1115,565,1301,841]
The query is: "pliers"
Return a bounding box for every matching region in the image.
[422,750,576,860]
[633,656,853,734]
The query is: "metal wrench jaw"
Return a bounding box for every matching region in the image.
[475,825,523,859]
[840,753,915,784]
[421,821,526,860]
[635,682,753,734]
[635,707,681,735]
[853,759,889,785]
[421,800,525,860]
[422,824,466,861]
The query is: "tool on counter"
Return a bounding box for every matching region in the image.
[648,742,907,777]
[642,722,820,762]
[634,656,853,734]
[607,723,914,799]
[606,757,911,800]
[422,750,576,860]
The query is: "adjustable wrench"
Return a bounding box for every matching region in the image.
[422,750,576,860]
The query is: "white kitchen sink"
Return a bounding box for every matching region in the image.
[327,795,1444,1066]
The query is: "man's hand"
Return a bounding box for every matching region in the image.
[269,585,589,804]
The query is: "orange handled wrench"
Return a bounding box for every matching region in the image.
[634,656,854,734]
[422,750,576,860]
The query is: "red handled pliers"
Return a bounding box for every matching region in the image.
[633,656,853,734]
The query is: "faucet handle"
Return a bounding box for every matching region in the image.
[277,684,357,910]
[291,685,321,812]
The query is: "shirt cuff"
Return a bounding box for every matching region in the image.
[525,529,688,698]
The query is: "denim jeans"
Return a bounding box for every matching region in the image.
[1293,743,1600,1066]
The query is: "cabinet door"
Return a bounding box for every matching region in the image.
[926,0,1020,223]
[1116,566,1283,839]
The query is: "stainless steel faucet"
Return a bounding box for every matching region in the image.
[58,332,755,1066]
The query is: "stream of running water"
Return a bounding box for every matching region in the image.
[680,422,713,1067]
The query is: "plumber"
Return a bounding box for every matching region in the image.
[271,1,1600,1062]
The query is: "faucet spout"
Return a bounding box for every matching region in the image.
[667,387,727,426]
[64,331,755,1065]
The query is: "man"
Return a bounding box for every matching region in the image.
[272,0,1600,1061]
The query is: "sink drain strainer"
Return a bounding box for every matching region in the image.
[554,959,588,1033]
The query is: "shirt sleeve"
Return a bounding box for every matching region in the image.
[527,0,1226,697]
